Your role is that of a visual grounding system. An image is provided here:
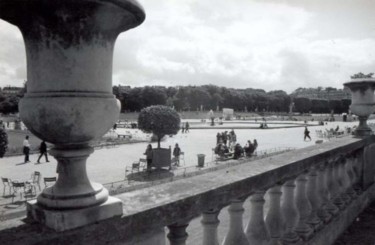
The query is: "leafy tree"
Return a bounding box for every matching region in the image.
[138,105,180,148]
[141,86,167,107]
[294,97,311,113]
[0,127,8,158]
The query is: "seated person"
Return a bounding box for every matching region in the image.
[233,143,244,159]
[244,140,255,157]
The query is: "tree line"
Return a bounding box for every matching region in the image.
[113,85,351,114]
[0,85,351,115]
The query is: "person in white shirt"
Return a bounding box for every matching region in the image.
[23,135,31,163]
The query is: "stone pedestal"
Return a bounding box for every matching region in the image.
[27,197,123,232]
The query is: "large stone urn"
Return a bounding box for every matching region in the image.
[0,0,145,231]
[344,73,375,137]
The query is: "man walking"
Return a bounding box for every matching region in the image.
[304,126,311,141]
[23,135,31,163]
[37,141,49,163]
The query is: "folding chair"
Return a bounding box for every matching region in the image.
[29,171,41,191]
[44,177,57,189]
[1,177,12,196]
[11,181,35,203]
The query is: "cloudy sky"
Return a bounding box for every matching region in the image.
[1,0,375,93]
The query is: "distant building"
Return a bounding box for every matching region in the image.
[1,86,23,95]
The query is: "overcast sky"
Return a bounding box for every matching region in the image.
[1,0,375,93]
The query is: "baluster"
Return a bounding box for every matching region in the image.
[345,155,357,199]
[202,209,220,245]
[281,179,300,244]
[222,199,249,245]
[306,167,323,231]
[167,222,189,245]
[245,191,270,245]
[329,160,345,210]
[338,157,351,204]
[316,163,332,223]
[295,174,314,240]
[265,185,284,245]
[351,153,363,195]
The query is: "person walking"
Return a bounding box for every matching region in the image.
[304,127,311,141]
[173,143,181,166]
[144,144,153,172]
[23,135,31,163]
[37,141,49,163]
[185,122,190,133]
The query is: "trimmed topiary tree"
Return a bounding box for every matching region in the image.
[138,105,180,148]
[0,127,8,158]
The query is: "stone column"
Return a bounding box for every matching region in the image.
[294,174,314,240]
[201,209,220,245]
[0,0,145,231]
[338,157,352,204]
[265,185,284,245]
[325,161,340,215]
[245,191,270,245]
[168,222,189,245]
[345,155,358,199]
[333,159,347,208]
[306,167,323,231]
[222,199,250,245]
[316,163,332,223]
[281,179,300,244]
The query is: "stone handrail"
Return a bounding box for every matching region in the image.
[1,136,375,244]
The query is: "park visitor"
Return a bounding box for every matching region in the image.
[144,144,153,172]
[185,122,190,133]
[233,143,244,159]
[304,127,311,141]
[216,132,221,144]
[244,140,255,157]
[173,143,181,166]
[23,135,31,163]
[37,141,49,163]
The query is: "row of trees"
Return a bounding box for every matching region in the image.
[113,85,292,112]
[0,84,351,115]
[113,85,351,114]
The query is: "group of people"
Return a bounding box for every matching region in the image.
[216,130,237,148]
[143,143,183,172]
[181,122,190,133]
[214,129,258,159]
[22,135,49,164]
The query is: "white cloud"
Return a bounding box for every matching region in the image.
[1,0,375,93]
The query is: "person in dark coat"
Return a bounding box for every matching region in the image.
[185,122,190,133]
[233,143,244,159]
[144,144,153,172]
[304,127,311,141]
[37,141,49,163]
[173,143,181,166]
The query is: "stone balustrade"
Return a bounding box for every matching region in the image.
[1,136,375,244]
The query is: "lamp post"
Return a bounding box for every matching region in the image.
[344,73,375,137]
[0,0,145,231]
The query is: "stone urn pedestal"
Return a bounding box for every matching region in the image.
[344,76,375,137]
[0,0,145,231]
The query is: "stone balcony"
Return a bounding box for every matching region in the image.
[1,135,374,244]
